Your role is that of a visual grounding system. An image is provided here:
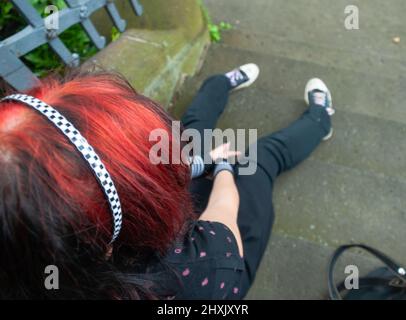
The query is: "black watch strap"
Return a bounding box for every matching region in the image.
[213,159,235,177]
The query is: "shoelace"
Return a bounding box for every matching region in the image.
[312,91,335,116]
[227,69,245,87]
[313,91,327,107]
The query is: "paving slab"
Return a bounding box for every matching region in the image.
[171,0,406,299]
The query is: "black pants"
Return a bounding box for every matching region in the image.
[181,75,331,298]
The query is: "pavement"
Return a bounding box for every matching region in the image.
[171,0,406,299]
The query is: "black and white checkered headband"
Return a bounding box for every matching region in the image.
[1,94,122,243]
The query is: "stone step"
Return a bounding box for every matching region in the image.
[184,0,406,300]
[221,29,406,79]
[271,158,406,260]
[204,0,406,59]
[226,88,406,182]
[173,79,406,183]
[185,44,406,126]
[174,78,406,260]
[246,233,386,299]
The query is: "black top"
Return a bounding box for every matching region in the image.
[163,220,245,300]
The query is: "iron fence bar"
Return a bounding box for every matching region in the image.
[105,1,127,32]
[11,0,44,27]
[130,0,144,16]
[0,0,143,91]
[11,0,78,66]
[0,47,39,91]
[64,0,106,50]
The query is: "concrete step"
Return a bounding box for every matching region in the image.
[246,233,384,299]
[221,29,406,79]
[173,79,406,183]
[204,0,406,59]
[271,158,406,260]
[182,0,406,300]
[183,44,406,126]
[174,77,406,261]
[225,88,406,182]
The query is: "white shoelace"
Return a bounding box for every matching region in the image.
[226,69,245,87]
[312,91,335,116]
[313,91,327,106]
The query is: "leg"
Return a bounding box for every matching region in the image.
[181,64,260,152]
[181,75,231,138]
[236,105,331,297]
[181,75,231,213]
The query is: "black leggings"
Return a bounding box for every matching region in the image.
[181,75,331,298]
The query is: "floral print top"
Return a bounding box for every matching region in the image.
[164,220,245,300]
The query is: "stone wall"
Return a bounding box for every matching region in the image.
[84,0,210,108]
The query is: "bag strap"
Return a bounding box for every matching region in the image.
[328,244,406,300]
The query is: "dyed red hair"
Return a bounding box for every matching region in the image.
[0,71,193,299]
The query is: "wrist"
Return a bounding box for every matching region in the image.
[213,159,235,178]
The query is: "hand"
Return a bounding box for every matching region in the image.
[209,142,241,163]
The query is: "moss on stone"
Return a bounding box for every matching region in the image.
[84,0,210,108]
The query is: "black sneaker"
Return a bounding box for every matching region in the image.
[225,63,260,92]
[304,78,335,141]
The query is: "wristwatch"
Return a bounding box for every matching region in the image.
[213,158,235,178]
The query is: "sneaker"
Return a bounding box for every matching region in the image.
[304,78,335,141]
[226,63,260,92]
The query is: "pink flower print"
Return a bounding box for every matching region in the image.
[209,230,216,236]
[200,251,207,258]
[220,282,225,289]
[201,278,209,286]
[182,268,190,277]
[174,248,182,254]
[226,252,232,258]
[233,287,239,294]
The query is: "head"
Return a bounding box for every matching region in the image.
[0,71,193,299]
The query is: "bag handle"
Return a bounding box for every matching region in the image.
[328,244,406,300]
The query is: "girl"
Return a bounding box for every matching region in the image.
[0,65,333,299]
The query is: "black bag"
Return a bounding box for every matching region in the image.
[328,244,406,300]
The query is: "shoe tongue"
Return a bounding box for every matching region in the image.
[312,91,327,106]
[226,69,248,87]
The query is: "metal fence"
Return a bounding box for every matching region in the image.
[0,0,143,91]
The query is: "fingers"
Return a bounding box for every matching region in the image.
[210,142,242,162]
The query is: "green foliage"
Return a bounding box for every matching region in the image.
[208,21,232,43]
[0,0,98,77]
[0,1,16,27]
[197,0,232,43]
[24,24,98,77]
[111,26,121,42]
[30,0,66,13]
[0,0,25,37]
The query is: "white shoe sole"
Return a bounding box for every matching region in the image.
[231,63,260,92]
[323,128,334,141]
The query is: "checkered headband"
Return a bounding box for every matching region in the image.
[1,94,122,243]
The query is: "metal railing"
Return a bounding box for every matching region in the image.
[0,0,143,91]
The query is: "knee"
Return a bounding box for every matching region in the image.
[201,75,231,91]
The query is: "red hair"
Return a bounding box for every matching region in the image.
[0,71,193,298]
